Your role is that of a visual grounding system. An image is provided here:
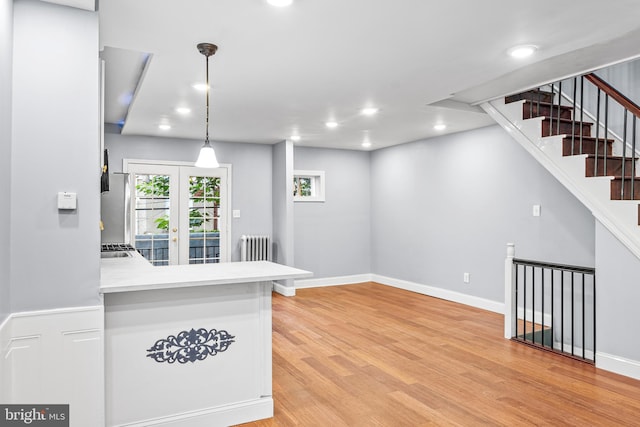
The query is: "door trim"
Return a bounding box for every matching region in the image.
[123,159,232,264]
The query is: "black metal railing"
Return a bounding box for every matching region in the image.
[512,258,595,363]
[135,232,221,266]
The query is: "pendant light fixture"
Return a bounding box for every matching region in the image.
[195,42,220,168]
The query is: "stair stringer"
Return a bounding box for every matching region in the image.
[482,98,640,261]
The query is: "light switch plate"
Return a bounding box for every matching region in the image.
[533,204,541,217]
[232,209,241,218]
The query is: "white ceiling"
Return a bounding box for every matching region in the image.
[43,0,96,11]
[99,0,640,151]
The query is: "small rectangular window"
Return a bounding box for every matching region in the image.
[293,170,325,202]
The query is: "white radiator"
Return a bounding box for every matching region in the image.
[241,235,271,261]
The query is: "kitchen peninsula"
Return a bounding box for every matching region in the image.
[101,253,312,427]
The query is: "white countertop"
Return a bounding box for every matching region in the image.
[100,253,312,294]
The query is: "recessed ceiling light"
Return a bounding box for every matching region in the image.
[361,107,379,116]
[434,124,446,131]
[325,121,338,128]
[290,135,301,142]
[158,124,171,131]
[267,0,293,6]
[362,141,372,148]
[175,107,191,114]
[508,45,537,59]
[192,83,208,91]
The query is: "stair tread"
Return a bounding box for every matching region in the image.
[563,135,614,141]
[563,137,616,147]
[523,100,573,109]
[505,90,555,104]
[587,154,638,160]
[520,89,554,95]
[542,117,593,125]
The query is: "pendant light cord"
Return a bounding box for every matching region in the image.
[205,53,210,144]
[194,43,219,168]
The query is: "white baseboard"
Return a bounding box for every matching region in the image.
[292,273,503,313]
[371,274,505,314]
[1,305,104,427]
[596,352,640,380]
[517,307,553,327]
[295,274,373,289]
[114,398,273,427]
[273,281,296,296]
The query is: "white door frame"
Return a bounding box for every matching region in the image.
[123,159,232,264]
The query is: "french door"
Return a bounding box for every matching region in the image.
[125,161,229,266]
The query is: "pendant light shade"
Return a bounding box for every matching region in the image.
[195,42,220,168]
[195,141,219,168]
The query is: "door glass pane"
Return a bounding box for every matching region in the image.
[133,174,170,266]
[188,175,221,264]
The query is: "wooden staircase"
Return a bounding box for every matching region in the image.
[482,74,640,261]
[505,88,640,215]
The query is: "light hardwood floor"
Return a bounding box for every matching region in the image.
[239,282,640,426]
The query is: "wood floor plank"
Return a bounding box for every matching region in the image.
[238,283,640,426]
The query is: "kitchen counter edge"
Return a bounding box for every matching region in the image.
[100,258,313,294]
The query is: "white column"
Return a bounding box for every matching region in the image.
[272,140,295,295]
[504,243,516,339]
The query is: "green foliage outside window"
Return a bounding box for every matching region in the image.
[293,177,312,197]
[136,175,220,232]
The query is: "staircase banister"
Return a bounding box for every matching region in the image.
[504,243,515,339]
[585,73,640,118]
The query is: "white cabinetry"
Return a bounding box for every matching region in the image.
[101,259,311,426]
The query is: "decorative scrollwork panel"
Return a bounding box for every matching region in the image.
[146,328,235,364]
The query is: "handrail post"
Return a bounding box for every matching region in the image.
[505,243,516,339]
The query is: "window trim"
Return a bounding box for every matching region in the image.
[293,170,325,202]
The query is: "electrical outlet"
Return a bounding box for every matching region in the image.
[533,204,541,217]
[463,273,470,283]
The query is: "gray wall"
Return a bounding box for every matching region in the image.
[10,0,100,312]
[104,132,273,261]
[294,147,371,278]
[570,58,640,141]
[371,125,595,303]
[595,220,640,363]
[593,58,640,108]
[0,0,12,323]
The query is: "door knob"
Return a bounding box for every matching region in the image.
[172,237,178,242]
[172,228,178,232]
